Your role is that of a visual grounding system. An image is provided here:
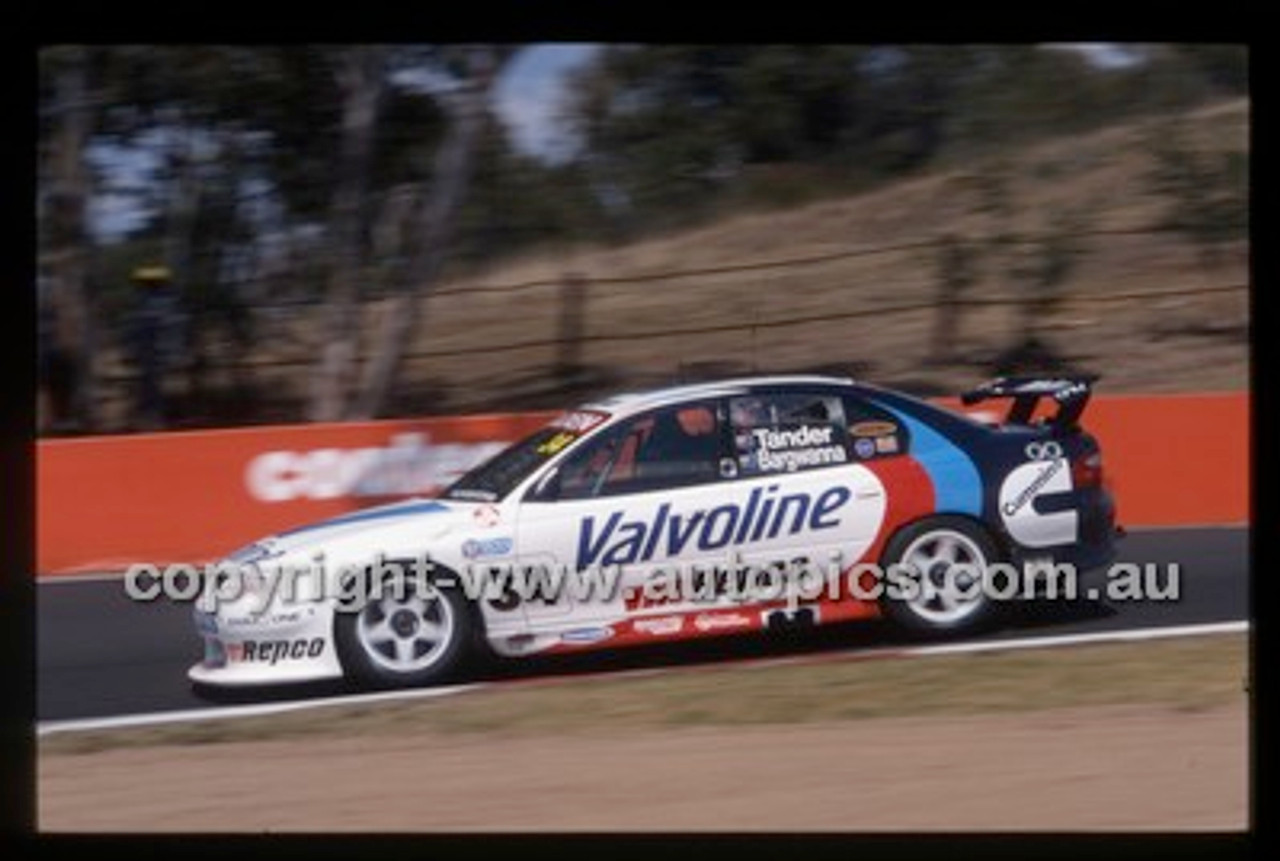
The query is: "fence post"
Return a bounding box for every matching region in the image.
[556,271,587,381]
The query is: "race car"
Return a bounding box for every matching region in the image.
[190,374,1120,690]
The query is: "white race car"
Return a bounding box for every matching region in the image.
[190,374,1118,691]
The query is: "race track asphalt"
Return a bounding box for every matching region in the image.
[37,527,1248,722]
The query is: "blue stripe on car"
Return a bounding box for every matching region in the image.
[278,501,449,537]
[871,401,983,516]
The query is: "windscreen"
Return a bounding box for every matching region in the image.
[441,410,609,502]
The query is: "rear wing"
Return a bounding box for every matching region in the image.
[960,375,1097,432]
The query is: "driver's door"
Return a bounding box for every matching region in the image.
[513,399,730,631]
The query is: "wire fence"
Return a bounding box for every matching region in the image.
[428,225,1195,296]
[76,222,1248,432]
[232,218,1245,368]
[244,223,1197,307]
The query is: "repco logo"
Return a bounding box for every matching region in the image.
[234,638,325,664]
[244,434,506,502]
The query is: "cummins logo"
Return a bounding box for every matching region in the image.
[1002,459,1064,516]
[245,433,507,502]
[998,458,1077,548]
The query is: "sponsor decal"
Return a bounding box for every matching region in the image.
[693,612,752,632]
[473,504,501,528]
[850,420,898,438]
[224,609,306,628]
[230,637,327,664]
[748,425,848,473]
[549,410,608,433]
[998,458,1078,548]
[536,431,577,456]
[633,616,685,636]
[245,434,507,502]
[560,626,614,644]
[1052,381,1089,401]
[462,536,514,559]
[1003,460,1063,516]
[1025,441,1063,461]
[1010,379,1083,395]
[874,435,898,454]
[853,438,876,459]
[576,484,852,568]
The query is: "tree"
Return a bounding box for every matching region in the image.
[39,46,97,430]
[308,46,392,421]
[350,46,516,419]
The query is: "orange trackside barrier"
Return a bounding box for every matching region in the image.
[36,412,555,575]
[1074,393,1248,527]
[940,392,1249,529]
[35,394,1247,577]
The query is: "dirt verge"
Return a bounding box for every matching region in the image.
[39,701,1246,831]
[39,635,1249,830]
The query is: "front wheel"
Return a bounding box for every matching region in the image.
[878,516,1002,637]
[334,568,475,689]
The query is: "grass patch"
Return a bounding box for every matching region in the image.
[42,633,1247,756]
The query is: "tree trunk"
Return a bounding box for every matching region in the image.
[164,114,202,427]
[45,47,96,431]
[350,47,500,420]
[308,47,389,421]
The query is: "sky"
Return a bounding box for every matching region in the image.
[1051,43,1144,69]
[494,43,601,164]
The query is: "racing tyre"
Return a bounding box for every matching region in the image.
[334,565,477,689]
[878,516,1002,638]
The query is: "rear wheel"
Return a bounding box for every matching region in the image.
[334,567,475,688]
[879,516,1002,637]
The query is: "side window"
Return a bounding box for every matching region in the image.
[842,395,909,459]
[729,392,851,476]
[555,401,724,499]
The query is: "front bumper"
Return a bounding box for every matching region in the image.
[189,604,344,687]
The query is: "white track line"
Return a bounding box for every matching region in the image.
[36,620,1247,737]
[903,620,1248,657]
[37,571,137,584]
[37,683,483,736]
